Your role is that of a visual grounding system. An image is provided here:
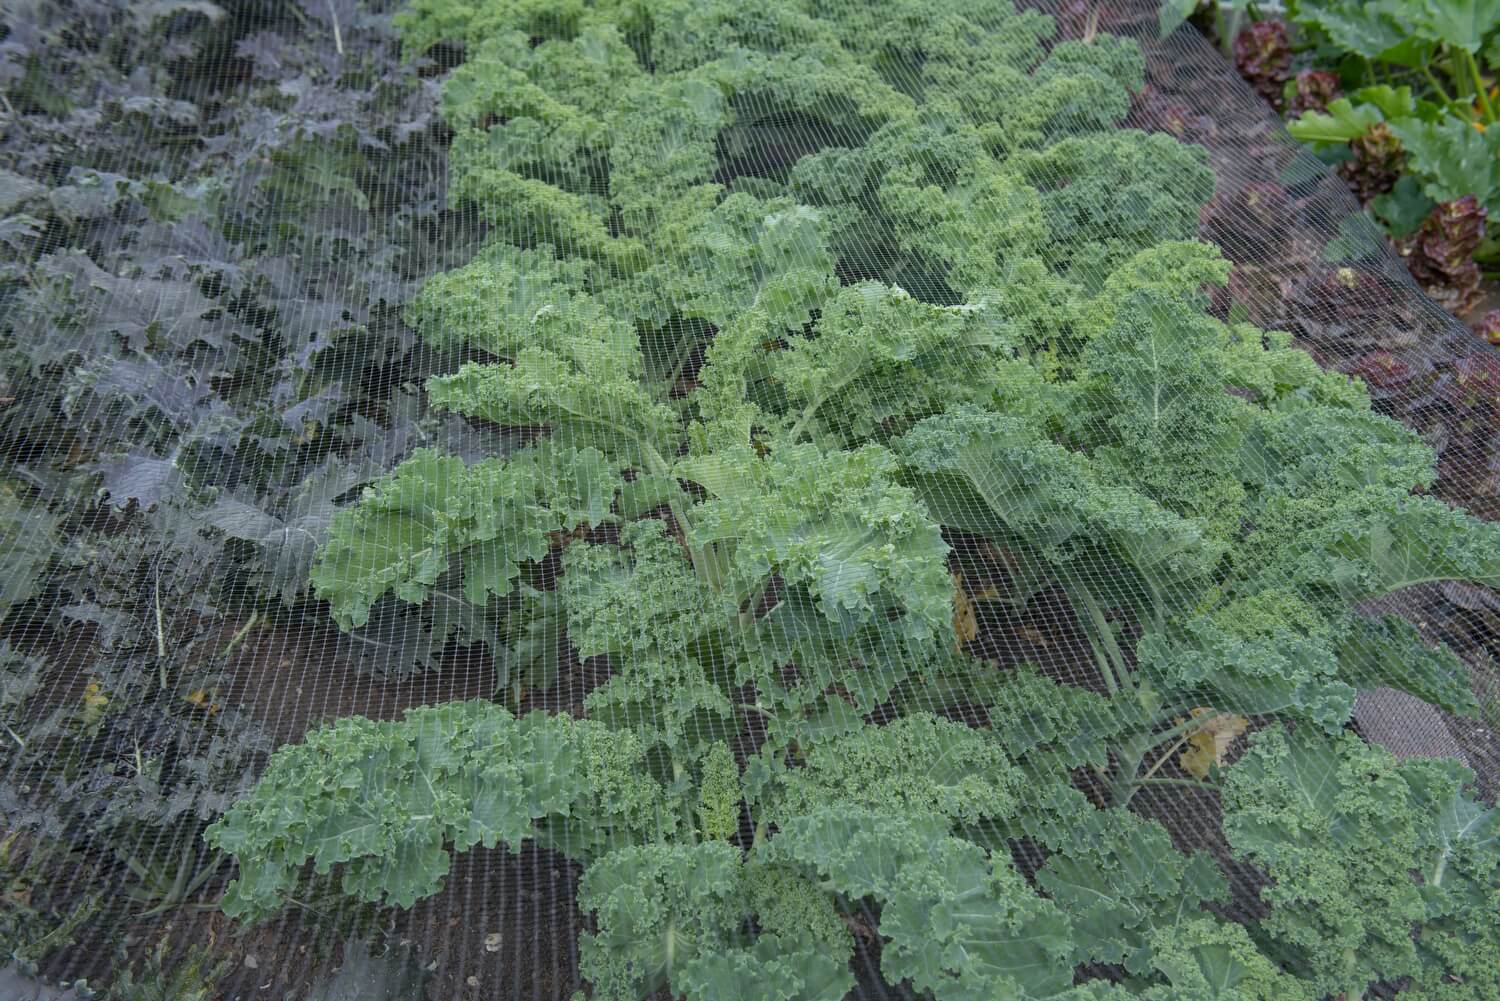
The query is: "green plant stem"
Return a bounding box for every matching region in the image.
[787,390,836,443]
[737,579,774,631]
[222,610,261,657]
[1109,713,1211,807]
[1137,732,1194,784]
[1130,777,1219,792]
[1074,587,1128,696]
[1449,52,1473,101]
[1,719,23,750]
[327,0,344,55]
[1467,51,1495,122]
[739,701,776,721]
[640,441,716,586]
[1422,64,1456,106]
[154,566,168,690]
[1081,628,1120,697]
[660,348,696,402]
[1148,713,1207,748]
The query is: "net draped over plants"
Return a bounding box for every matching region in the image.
[1,0,1499,999]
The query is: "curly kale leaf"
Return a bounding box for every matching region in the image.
[1035,808,1226,974]
[1009,131,1214,286]
[402,243,602,356]
[642,0,838,73]
[1034,36,1146,96]
[1220,326,1373,413]
[767,283,1022,445]
[683,441,952,645]
[816,0,1054,124]
[674,936,854,1001]
[1136,602,1357,731]
[1145,564,1480,728]
[1073,241,1231,341]
[1312,492,1500,600]
[1142,917,1317,1001]
[426,349,679,461]
[448,165,647,270]
[1223,727,1500,999]
[562,519,730,661]
[311,446,623,629]
[743,862,851,955]
[787,119,1049,298]
[576,844,853,1001]
[576,842,745,1001]
[583,653,736,759]
[605,76,731,231]
[640,191,838,331]
[742,588,948,713]
[995,56,1135,150]
[1339,614,1479,716]
[1239,404,1437,502]
[1075,288,1247,541]
[205,703,670,922]
[896,405,1219,622]
[440,25,637,139]
[767,806,1075,1001]
[874,157,1049,295]
[750,712,1020,830]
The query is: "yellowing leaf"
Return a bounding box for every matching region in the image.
[184,688,221,715]
[80,680,109,724]
[81,681,107,708]
[952,571,977,648]
[1178,708,1248,779]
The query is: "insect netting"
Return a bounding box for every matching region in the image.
[1,0,1497,998]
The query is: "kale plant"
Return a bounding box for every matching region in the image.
[208,1,1500,998]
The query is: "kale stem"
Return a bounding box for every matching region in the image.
[1,719,23,750]
[739,701,776,721]
[1130,777,1219,792]
[1136,732,1193,784]
[640,442,716,586]
[327,0,344,55]
[1114,713,1210,804]
[154,565,168,689]
[222,611,261,658]
[787,394,830,443]
[787,362,872,441]
[1074,587,1127,695]
[1081,628,1120,697]
[1149,712,1208,747]
[737,580,774,631]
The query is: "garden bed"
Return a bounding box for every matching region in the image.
[1,0,1497,998]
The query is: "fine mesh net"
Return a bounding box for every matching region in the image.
[1,0,1498,998]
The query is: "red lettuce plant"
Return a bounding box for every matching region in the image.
[1233,21,1291,107]
[1401,196,1486,313]
[1287,69,1340,115]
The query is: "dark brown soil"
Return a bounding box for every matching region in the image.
[218,620,498,746]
